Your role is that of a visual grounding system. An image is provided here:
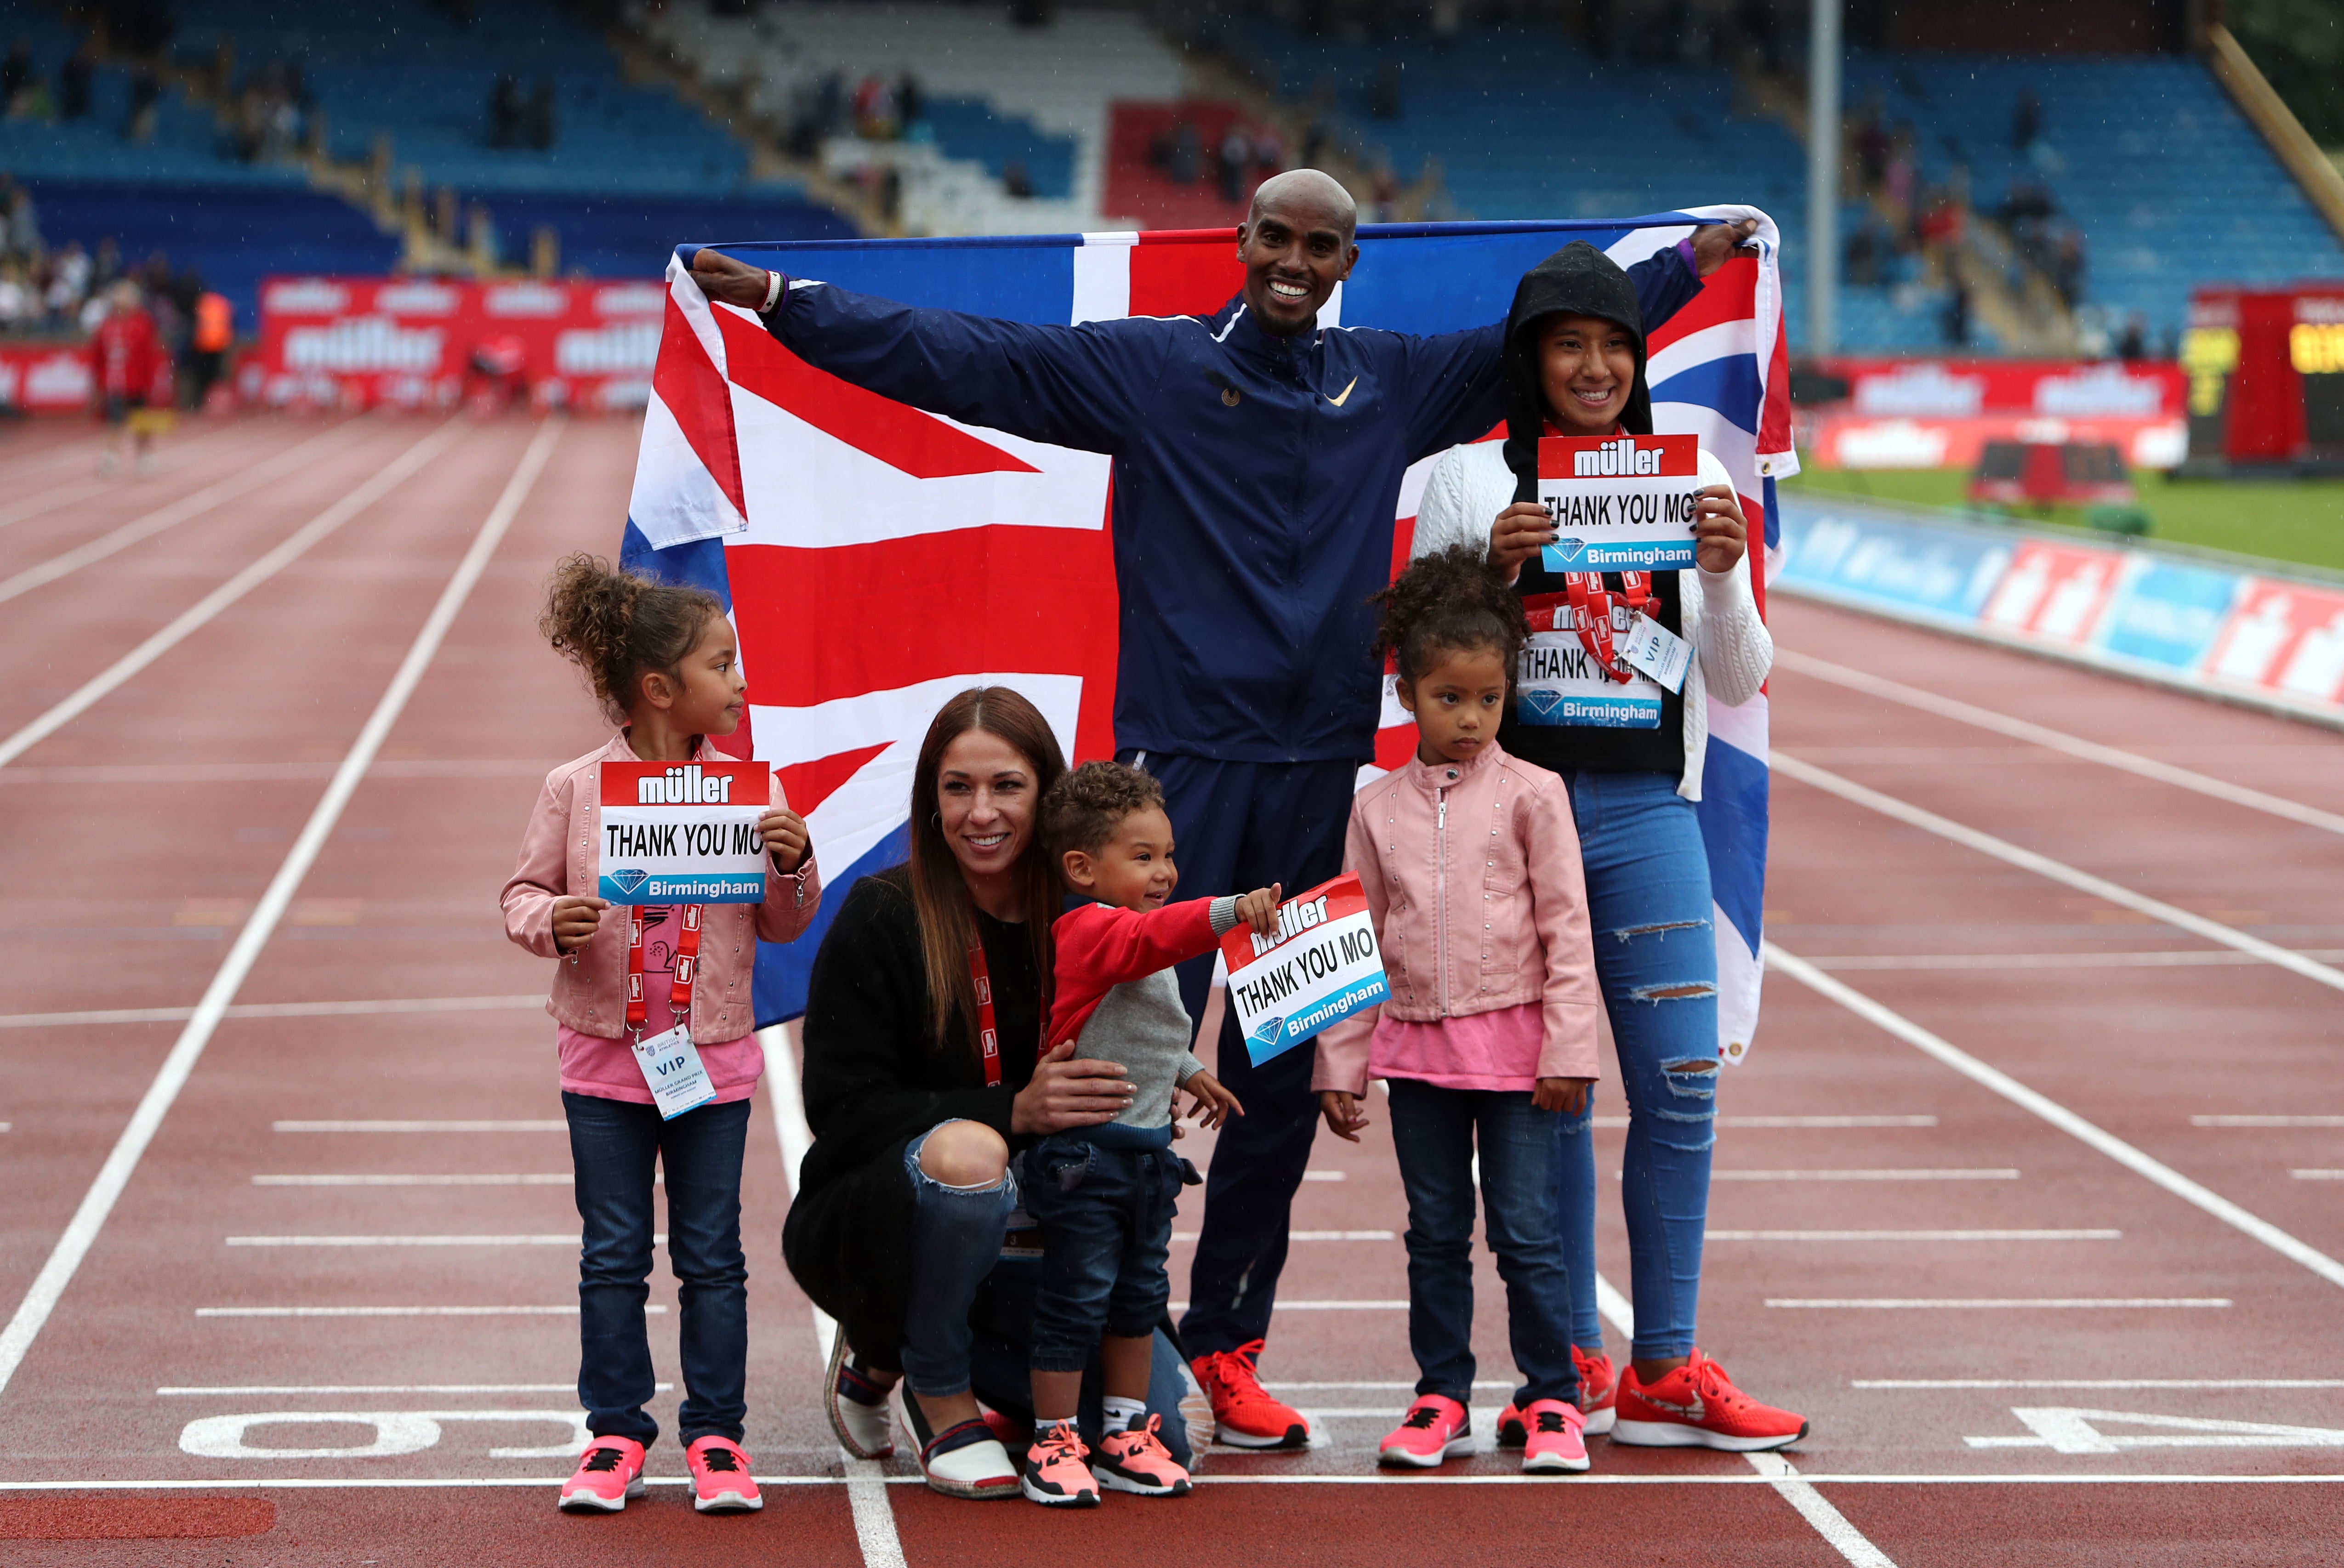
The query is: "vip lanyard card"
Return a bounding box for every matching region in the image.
[1219,874,1388,1066]
[1517,592,1665,728]
[598,760,770,904]
[631,1023,717,1119]
[1537,433,1704,572]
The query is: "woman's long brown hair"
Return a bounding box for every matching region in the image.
[905,687,1069,1062]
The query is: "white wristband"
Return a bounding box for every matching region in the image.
[761,268,783,313]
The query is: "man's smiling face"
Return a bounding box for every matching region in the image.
[1235,170,1360,337]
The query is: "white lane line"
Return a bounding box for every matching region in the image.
[1855,1380,2344,1390]
[0,418,468,771]
[197,1305,644,1317]
[0,994,545,1030]
[1806,950,2344,971]
[224,1235,601,1247]
[1708,1230,2121,1242]
[1266,1381,1517,1392]
[1170,1230,1392,1242]
[273,1120,567,1133]
[1594,1267,1895,1567]
[763,1023,906,1568]
[1707,1169,2018,1181]
[1301,1170,1348,1181]
[1771,754,2344,997]
[0,420,562,1400]
[2196,1114,2344,1127]
[2295,1170,2344,1180]
[1775,648,2344,837]
[1593,1114,1938,1128]
[158,1384,676,1396]
[1767,943,2344,1293]
[1769,1298,2230,1309]
[0,419,368,605]
[1164,1301,1408,1312]
[0,1472,2341,1490]
[252,1174,572,1187]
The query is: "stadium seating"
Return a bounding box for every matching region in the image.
[0,9,286,185]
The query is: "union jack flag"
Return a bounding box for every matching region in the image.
[621,210,1794,1062]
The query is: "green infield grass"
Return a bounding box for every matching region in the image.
[1781,465,2344,574]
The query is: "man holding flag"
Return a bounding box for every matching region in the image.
[691,172,1754,1448]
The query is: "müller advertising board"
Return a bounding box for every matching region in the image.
[1219,875,1388,1066]
[597,761,770,904]
[1537,433,1704,571]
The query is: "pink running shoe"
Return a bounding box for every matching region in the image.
[1376,1394,1473,1469]
[1499,1348,1617,1447]
[1095,1415,1191,1497]
[1020,1419,1100,1507]
[558,1435,646,1512]
[1519,1399,1590,1474]
[685,1435,763,1512]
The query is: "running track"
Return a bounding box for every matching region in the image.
[0,413,2338,1565]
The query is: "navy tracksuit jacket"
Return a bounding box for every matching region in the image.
[764,250,1701,1357]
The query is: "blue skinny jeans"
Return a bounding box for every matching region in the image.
[1554,769,1720,1362]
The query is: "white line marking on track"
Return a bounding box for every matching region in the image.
[1767,942,2344,1293]
[0,420,563,1400]
[1807,950,2344,971]
[2196,1114,2344,1127]
[0,994,545,1030]
[1769,1298,2230,1309]
[273,1120,568,1133]
[1265,1381,1517,1392]
[1771,754,2344,997]
[1708,1230,2120,1241]
[252,1174,573,1186]
[1301,1169,1347,1180]
[1705,1169,2017,1181]
[196,1305,644,1317]
[2293,1170,2344,1180]
[158,1384,673,1396]
[1170,1230,1392,1242]
[224,1235,597,1247]
[1774,648,2344,837]
[0,417,469,771]
[0,420,367,606]
[1593,1114,1938,1128]
[1,1472,2341,1489]
[1855,1380,2344,1390]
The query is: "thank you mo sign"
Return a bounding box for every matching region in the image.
[597,760,768,904]
[1219,874,1388,1066]
[1538,433,1704,571]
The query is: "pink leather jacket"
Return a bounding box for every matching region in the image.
[1313,739,1600,1094]
[501,733,821,1044]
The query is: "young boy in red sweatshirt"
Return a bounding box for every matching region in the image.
[1018,761,1278,1507]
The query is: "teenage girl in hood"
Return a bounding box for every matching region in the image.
[1411,238,1805,1453]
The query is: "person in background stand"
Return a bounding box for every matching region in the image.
[690,182,1753,1449]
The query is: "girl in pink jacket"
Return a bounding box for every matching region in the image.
[1313,543,1602,1477]
[501,555,820,1515]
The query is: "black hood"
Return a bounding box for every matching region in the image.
[1500,241,1653,503]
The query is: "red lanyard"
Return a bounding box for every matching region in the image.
[625,903,702,1035]
[1561,572,1653,685]
[967,939,1002,1088]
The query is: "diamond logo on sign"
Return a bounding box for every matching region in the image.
[1546,537,1589,567]
[609,867,651,898]
[1250,1016,1287,1054]
[1522,690,1567,718]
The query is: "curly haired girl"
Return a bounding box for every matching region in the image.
[1314,541,1604,1476]
[501,554,822,1515]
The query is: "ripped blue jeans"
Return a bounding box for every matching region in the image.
[1555,768,1718,1362]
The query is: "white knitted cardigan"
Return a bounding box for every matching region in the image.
[1411,439,1773,802]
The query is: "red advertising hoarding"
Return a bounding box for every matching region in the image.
[248,275,665,413]
[1798,357,2187,470]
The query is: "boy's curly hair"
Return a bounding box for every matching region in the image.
[1371,541,1528,683]
[1041,760,1166,862]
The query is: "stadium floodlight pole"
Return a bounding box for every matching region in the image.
[1807,0,1842,355]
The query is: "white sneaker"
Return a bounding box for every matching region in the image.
[916,1417,1019,1500]
[824,1330,896,1460]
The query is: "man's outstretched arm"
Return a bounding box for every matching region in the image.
[690,247,1151,455]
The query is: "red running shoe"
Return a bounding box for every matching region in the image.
[1497,1346,1617,1447]
[1610,1348,1807,1451]
[1189,1339,1308,1449]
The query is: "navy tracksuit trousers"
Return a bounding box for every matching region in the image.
[1123,750,1361,1360]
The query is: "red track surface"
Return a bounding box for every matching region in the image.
[1,413,2340,1565]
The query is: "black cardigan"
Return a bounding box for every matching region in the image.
[781,866,1042,1370]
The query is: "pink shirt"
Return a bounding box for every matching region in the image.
[556,903,764,1106]
[1364,1002,1545,1093]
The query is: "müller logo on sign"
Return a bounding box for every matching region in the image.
[1538,432,1703,572]
[597,759,769,904]
[1219,874,1389,1066]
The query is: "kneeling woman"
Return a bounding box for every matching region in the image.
[784,687,1198,1496]
[1412,239,1805,1452]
